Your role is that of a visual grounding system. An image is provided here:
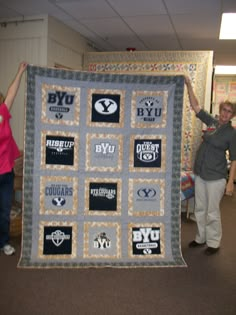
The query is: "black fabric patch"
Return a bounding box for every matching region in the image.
[89,182,117,211]
[132,227,161,255]
[134,139,161,168]
[91,94,120,123]
[45,135,74,165]
[43,226,72,255]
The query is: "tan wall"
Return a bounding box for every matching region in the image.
[47,16,94,70]
[214,53,236,66]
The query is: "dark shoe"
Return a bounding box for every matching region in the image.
[189,240,206,248]
[204,247,219,256]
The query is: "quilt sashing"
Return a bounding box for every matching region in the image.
[18,65,186,268]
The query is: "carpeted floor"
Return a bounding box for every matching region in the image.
[1,192,236,315]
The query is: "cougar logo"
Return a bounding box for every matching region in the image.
[52,197,66,207]
[94,98,118,115]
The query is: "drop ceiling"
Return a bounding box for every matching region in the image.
[1,0,236,64]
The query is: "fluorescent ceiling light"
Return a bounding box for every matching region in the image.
[219,13,236,39]
[215,65,236,75]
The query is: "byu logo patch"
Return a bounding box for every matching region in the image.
[52,197,66,207]
[94,98,117,115]
[44,183,73,210]
[91,94,120,123]
[93,232,111,249]
[132,227,161,255]
[137,188,157,199]
[136,96,162,123]
[134,139,162,168]
[47,90,75,119]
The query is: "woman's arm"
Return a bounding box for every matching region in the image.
[4,62,27,110]
[225,160,236,196]
[184,76,202,114]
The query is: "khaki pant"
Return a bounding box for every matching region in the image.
[194,175,226,248]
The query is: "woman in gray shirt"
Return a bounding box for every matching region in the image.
[185,76,236,255]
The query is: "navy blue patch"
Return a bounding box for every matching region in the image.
[132,227,161,255]
[43,226,72,255]
[45,135,74,165]
[91,94,120,123]
[89,182,117,211]
[134,139,161,167]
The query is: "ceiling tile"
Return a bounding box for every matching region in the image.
[0,0,236,64]
[141,36,181,50]
[55,0,117,19]
[124,15,175,36]
[105,35,148,51]
[0,0,70,19]
[222,0,236,11]
[164,0,221,14]
[107,0,167,16]
[180,38,220,50]
[81,17,134,38]
[172,13,222,39]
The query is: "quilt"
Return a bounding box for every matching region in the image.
[18,65,186,268]
[181,171,195,201]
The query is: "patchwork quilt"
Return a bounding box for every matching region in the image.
[18,65,186,268]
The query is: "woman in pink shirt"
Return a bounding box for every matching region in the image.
[0,62,27,255]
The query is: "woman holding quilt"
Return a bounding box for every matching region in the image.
[184,76,236,255]
[0,62,27,256]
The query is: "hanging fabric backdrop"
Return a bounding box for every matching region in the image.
[18,65,186,268]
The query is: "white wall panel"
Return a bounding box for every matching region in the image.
[0,14,95,149]
[0,17,48,149]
